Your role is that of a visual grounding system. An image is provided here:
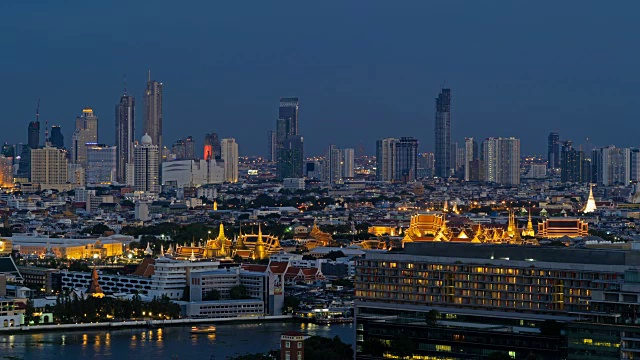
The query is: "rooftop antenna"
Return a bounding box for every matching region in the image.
[123,73,127,94]
[148,69,151,83]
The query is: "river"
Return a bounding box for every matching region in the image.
[0,322,354,360]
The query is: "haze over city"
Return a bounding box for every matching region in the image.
[2,1,640,155]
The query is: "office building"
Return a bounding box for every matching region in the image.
[134,133,160,194]
[203,132,221,160]
[49,126,64,149]
[355,242,640,360]
[592,146,630,186]
[435,88,451,178]
[343,148,355,178]
[278,135,304,179]
[561,141,584,183]
[30,144,68,191]
[143,75,163,161]
[0,156,12,188]
[115,90,135,183]
[28,121,40,149]
[482,137,520,185]
[464,137,474,181]
[71,108,99,167]
[85,144,117,186]
[221,138,238,183]
[548,131,560,169]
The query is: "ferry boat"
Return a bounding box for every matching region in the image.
[190,325,216,334]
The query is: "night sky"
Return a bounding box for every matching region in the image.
[2,1,639,156]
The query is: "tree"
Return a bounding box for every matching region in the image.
[323,251,346,261]
[282,296,300,314]
[229,285,251,299]
[361,338,387,357]
[203,289,221,301]
[389,336,415,359]
[426,309,440,326]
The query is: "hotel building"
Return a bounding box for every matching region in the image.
[355,242,640,360]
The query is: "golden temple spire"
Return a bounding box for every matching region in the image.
[213,200,218,211]
[218,223,225,239]
[522,207,535,237]
[507,208,516,237]
[254,224,267,259]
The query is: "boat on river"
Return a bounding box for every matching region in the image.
[190,325,216,334]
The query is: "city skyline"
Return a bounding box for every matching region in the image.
[2,2,640,156]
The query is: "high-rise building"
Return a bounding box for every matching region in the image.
[395,137,419,182]
[30,144,68,190]
[49,126,64,149]
[630,148,640,183]
[143,75,163,162]
[342,148,355,178]
[28,121,40,149]
[172,139,186,160]
[268,130,277,162]
[0,156,13,188]
[71,108,99,167]
[560,141,584,183]
[592,146,630,186]
[277,135,303,179]
[116,90,135,183]
[184,136,195,160]
[434,89,451,178]
[464,137,474,181]
[325,145,343,185]
[275,98,300,171]
[203,132,221,160]
[548,131,560,169]
[417,152,435,179]
[162,159,225,188]
[279,97,299,138]
[482,137,520,185]
[134,133,160,194]
[221,138,238,183]
[376,138,398,182]
[86,144,117,186]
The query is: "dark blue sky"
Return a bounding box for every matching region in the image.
[2,1,639,156]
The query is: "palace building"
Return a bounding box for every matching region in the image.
[537,218,589,239]
[234,225,282,260]
[175,223,232,260]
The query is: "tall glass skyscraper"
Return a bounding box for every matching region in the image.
[28,121,40,149]
[116,90,135,183]
[275,98,303,179]
[50,125,64,149]
[143,74,163,162]
[435,89,451,178]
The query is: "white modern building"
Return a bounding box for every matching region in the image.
[134,133,160,194]
[162,159,225,188]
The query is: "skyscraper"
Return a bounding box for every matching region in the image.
[143,74,163,162]
[560,141,584,183]
[71,108,99,167]
[277,135,304,179]
[342,148,355,178]
[395,137,419,182]
[464,137,474,181]
[203,132,221,160]
[376,138,398,182]
[28,121,40,149]
[326,145,343,185]
[184,136,195,160]
[172,139,186,160]
[592,146,630,186]
[0,156,13,188]
[116,90,135,183]
[482,137,520,185]
[548,132,560,169]
[268,130,277,162]
[435,89,451,178]
[50,126,64,149]
[134,133,160,193]
[279,98,299,138]
[221,138,238,183]
[275,98,300,172]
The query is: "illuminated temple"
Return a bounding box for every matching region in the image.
[304,222,333,250]
[175,223,232,259]
[402,211,538,247]
[234,225,282,260]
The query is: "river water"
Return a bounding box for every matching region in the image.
[0,322,354,360]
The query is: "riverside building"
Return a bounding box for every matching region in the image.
[355,242,640,360]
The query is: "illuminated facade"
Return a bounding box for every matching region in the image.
[235,226,282,260]
[0,156,13,188]
[537,218,588,239]
[355,242,640,360]
[368,226,399,237]
[30,144,69,191]
[175,223,232,259]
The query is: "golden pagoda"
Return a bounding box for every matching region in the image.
[253,225,267,260]
[506,209,517,237]
[521,209,535,237]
